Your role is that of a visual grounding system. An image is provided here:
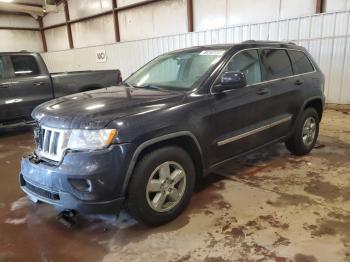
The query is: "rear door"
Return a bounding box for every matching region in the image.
[287,49,317,100]
[258,48,296,140]
[210,49,276,165]
[8,54,52,120]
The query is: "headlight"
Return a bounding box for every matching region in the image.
[67,129,117,151]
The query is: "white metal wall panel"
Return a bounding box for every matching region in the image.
[45,26,70,52]
[71,14,115,48]
[68,0,113,20]
[193,0,227,31]
[194,0,316,31]
[118,0,187,42]
[42,11,350,104]
[325,0,350,12]
[227,0,280,26]
[280,0,317,19]
[43,3,65,27]
[0,14,39,28]
[0,30,42,52]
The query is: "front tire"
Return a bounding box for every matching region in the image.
[285,107,319,156]
[126,146,195,226]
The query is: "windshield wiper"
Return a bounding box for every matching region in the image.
[137,84,163,90]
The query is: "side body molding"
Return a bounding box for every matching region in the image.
[121,131,203,195]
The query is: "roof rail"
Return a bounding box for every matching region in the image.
[241,40,296,45]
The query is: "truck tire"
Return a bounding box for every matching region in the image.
[285,107,319,156]
[126,146,195,226]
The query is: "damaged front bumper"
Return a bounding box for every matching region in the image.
[19,143,136,214]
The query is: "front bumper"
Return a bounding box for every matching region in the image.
[20,143,136,214]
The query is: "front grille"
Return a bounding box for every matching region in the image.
[36,126,67,162]
[22,178,60,201]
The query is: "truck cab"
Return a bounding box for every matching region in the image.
[0,52,52,124]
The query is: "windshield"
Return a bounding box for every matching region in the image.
[126,49,226,91]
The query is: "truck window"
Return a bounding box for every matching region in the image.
[288,50,314,75]
[260,49,293,81]
[10,55,40,77]
[224,49,262,85]
[0,57,5,79]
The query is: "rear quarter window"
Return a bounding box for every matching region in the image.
[288,50,314,74]
[260,49,293,81]
[10,55,40,77]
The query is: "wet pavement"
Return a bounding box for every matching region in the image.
[0,109,350,262]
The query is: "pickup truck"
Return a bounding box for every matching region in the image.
[0,52,121,125]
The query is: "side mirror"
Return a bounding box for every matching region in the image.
[212,71,247,93]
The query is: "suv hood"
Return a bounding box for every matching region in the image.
[32,86,185,129]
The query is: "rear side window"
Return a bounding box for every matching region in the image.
[11,55,40,77]
[260,49,293,81]
[0,57,5,79]
[288,50,314,74]
[225,49,261,85]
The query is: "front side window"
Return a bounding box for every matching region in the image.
[288,50,314,75]
[11,55,40,77]
[260,49,293,81]
[0,57,5,79]
[127,49,226,90]
[224,49,261,85]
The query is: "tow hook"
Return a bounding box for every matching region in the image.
[57,209,77,228]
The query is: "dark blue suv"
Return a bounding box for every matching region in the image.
[20,41,325,226]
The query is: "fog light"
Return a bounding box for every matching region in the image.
[69,179,92,192]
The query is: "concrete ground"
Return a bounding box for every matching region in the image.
[0,109,349,262]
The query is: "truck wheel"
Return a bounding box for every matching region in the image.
[126,146,195,226]
[285,107,319,156]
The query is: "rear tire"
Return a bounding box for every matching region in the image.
[285,108,319,156]
[126,146,195,226]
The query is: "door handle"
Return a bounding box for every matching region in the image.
[295,79,304,86]
[256,88,270,95]
[0,84,10,88]
[34,82,45,86]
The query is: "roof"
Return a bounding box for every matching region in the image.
[0,51,35,55]
[168,40,302,54]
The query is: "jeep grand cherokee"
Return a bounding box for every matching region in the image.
[20,41,325,226]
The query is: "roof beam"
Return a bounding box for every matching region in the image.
[316,0,325,13]
[38,17,47,52]
[187,0,194,32]
[0,2,43,18]
[112,0,120,42]
[63,0,73,49]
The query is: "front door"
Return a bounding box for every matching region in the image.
[209,49,275,165]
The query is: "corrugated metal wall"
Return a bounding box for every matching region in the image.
[42,10,350,104]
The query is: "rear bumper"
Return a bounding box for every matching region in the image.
[20,143,136,214]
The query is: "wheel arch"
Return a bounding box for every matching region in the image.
[121,131,204,196]
[302,97,324,121]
